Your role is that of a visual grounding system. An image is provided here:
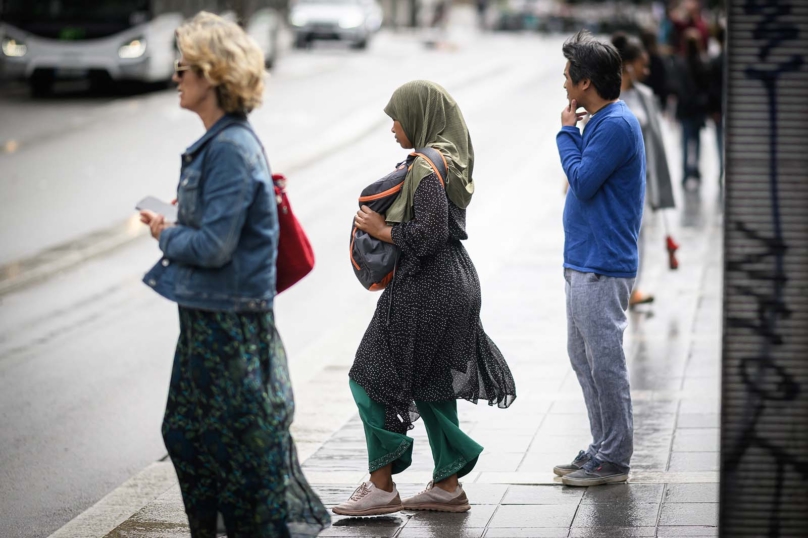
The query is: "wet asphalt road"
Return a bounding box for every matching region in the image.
[0,25,572,538]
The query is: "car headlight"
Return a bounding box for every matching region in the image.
[290,13,308,27]
[118,37,146,59]
[339,13,365,29]
[2,37,27,57]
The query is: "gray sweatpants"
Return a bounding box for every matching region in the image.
[564,268,635,472]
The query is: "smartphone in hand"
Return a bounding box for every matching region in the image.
[136,196,178,223]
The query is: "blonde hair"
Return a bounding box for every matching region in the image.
[176,12,265,114]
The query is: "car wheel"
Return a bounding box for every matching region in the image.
[294,34,309,49]
[29,73,54,98]
[351,38,368,50]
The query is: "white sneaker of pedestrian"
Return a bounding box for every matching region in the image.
[332,481,402,517]
[402,481,471,513]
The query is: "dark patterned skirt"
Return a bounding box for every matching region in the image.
[162,307,330,538]
[350,238,517,435]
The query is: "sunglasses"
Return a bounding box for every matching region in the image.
[174,59,194,77]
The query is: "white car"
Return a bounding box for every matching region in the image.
[0,0,281,96]
[290,0,382,50]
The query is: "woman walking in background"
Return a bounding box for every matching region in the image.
[334,80,516,516]
[674,28,710,190]
[611,33,676,308]
[140,12,328,537]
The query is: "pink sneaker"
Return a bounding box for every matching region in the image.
[332,481,402,517]
[402,481,470,513]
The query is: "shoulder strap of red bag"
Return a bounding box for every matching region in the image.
[226,123,274,179]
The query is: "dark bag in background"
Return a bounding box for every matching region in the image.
[350,147,447,291]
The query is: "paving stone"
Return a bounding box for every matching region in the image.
[473,434,534,453]
[471,423,543,438]
[319,527,400,537]
[629,376,684,392]
[676,414,720,429]
[397,527,485,538]
[538,414,592,435]
[632,401,680,416]
[328,515,407,529]
[668,452,720,472]
[502,485,584,505]
[568,527,656,537]
[487,504,578,528]
[311,485,365,506]
[322,515,406,536]
[634,413,677,432]
[548,400,588,415]
[484,529,570,537]
[460,484,509,505]
[657,525,719,536]
[672,429,720,452]
[628,451,668,471]
[580,484,663,504]
[664,483,719,503]
[404,504,497,529]
[475,452,524,472]
[682,377,720,394]
[684,360,720,378]
[105,491,189,538]
[303,461,370,472]
[634,431,674,451]
[476,471,559,485]
[659,503,718,526]
[528,435,593,455]
[679,399,721,414]
[518,453,571,472]
[572,502,660,528]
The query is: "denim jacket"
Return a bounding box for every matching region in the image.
[143,114,278,312]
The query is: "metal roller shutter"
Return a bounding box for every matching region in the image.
[721,1,808,536]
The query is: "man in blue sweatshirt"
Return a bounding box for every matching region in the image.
[553,30,646,487]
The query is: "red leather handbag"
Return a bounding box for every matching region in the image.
[272,173,315,293]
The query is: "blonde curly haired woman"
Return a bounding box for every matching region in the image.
[139,12,328,537]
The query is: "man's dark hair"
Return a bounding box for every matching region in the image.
[563,30,623,101]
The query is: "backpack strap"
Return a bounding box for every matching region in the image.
[410,147,448,188]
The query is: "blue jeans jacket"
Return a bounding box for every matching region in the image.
[143,114,278,312]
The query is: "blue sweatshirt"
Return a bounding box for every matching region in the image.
[557,100,646,278]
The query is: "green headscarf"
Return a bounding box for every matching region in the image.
[383,80,475,224]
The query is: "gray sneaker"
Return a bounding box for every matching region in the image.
[553,450,592,477]
[332,481,402,516]
[561,458,629,487]
[402,481,471,513]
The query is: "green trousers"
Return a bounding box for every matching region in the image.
[350,380,484,483]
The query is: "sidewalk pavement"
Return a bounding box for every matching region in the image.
[92,120,724,537]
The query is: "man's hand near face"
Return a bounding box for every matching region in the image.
[561,99,588,127]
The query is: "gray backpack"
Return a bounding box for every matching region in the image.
[350,147,447,291]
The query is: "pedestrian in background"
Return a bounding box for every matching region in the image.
[708,24,725,188]
[670,0,710,55]
[612,33,676,309]
[140,12,328,537]
[334,80,516,516]
[554,30,645,486]
[639,28,670,111]
[674,28,710,189]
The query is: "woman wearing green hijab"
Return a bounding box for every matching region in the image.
[334,81,516,516]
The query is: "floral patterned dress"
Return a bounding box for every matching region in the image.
[162,308,330,538]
